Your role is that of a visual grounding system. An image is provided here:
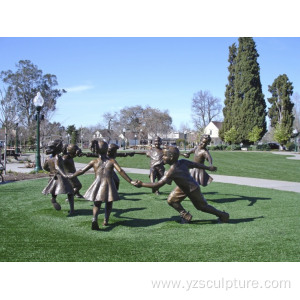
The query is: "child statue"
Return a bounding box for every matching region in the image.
[42,139,75,216]
[133,146,229,224]
[68,140,137,230]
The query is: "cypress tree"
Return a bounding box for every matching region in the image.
[231,37,267,144]
[219,43,237,140]
[267,74,294,135]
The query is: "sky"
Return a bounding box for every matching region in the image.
[1,37,299,131]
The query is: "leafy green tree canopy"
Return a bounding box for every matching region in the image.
[0,60,66,130]
[273,123,290,146]
[248,126,263,144]
[267,74,294,135]
[224,126,239,145]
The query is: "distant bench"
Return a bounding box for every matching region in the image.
[1,148,21,160]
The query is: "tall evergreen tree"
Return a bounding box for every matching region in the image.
[219,43,237,140]
[267,74,294,135]
[231,37,267,144]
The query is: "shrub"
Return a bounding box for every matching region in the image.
[286,142,296,151]
[257,143,271,151]
[225,144,241,151]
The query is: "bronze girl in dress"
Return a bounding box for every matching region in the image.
[42,139,75,216]
[183,134,213,187]
[69,140,136,230]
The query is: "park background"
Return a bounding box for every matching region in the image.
[1,1,299,300]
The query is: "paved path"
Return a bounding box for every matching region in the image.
[271,151,300,160]
[2,152,300,193]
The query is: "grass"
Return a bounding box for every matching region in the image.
[1,174,299,262]
[74,151,300,182]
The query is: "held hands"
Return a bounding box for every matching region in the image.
[208,165,217,172]
[131,180,143,188]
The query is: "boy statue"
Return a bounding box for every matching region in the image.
[133,146,229,224]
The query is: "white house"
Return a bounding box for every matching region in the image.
[204,121,223,145]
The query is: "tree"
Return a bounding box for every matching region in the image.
[267,74,294,137]
[231,37,267,143]
[273,123,290,147]
[224,126,239,145]
[40,120,65,147]
[119,105,144,134]
[66,125,78,143]
[0,88,18,133]
[142,106,173,138]
[219,43,237,140]
[0,60,66,131]
[191,90,222,131]
[248,125,263,144]
[292,92,300,131]
[115,105,173,140]
[0,88,19,174]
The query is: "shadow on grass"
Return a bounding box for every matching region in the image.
[118,191,169,201]
[205,192,271,206]
[67,207,147,218]
[97,215,265,232]
[190,215,264,225]
[101,215,179,231]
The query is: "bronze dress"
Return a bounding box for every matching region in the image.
[84,157,119,202]
[189,147,213,187]
[42,155,74,195]
[62,154,82,190]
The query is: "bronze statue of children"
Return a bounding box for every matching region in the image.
[183,134,213,186]
[69,140,137,230]
[133,146,229,224]
[42,139,75,216]
[107,143,133,191]
[62,144,84,198]
[137,136,165,195]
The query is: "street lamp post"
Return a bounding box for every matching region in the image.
[33,92,44,172]
[123,128,126,150]
[134,134,137,147]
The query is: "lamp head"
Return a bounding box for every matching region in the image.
[33,92,44,108]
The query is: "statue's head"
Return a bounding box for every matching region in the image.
[108,143,119,157]
[200,134,211,146]
[154,136,162,147]
[97,140,108,155]
[162,146,179,165]
[67,144,81,157]
[46,139,63,155]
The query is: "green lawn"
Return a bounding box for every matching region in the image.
[1,174,299,262]
[75,151,300,182]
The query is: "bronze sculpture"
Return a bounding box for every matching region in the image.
[183,134,213,186]
[78,142,135,191]
[107,143,134,190]
[68,140,137,230]
[133,146,229,224]
[62,144,83,198]
[136,136,165,195]
[42,139,75,216]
